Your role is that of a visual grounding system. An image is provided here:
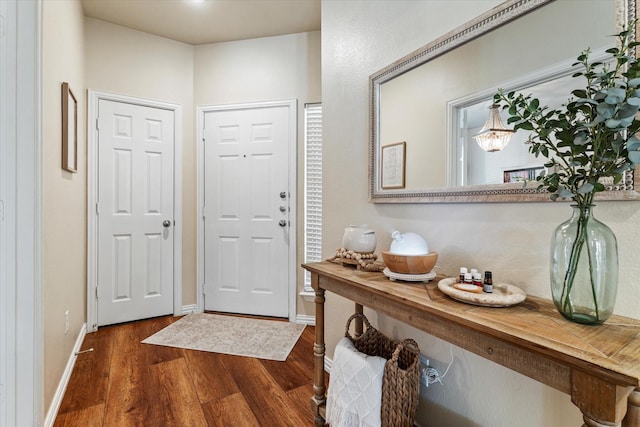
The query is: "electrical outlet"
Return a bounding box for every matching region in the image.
[64,310,69,335]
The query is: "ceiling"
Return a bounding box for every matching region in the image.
[81,0,321,45]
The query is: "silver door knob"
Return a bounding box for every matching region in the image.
[163,220,171,228]
[279,220,287,227]
[279,205,287,212]
[280,191,287,199]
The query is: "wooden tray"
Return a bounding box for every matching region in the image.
[437,277,526,307]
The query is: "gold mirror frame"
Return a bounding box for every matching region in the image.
[369,0,640,203]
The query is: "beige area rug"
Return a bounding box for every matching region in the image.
[142,312,306,361]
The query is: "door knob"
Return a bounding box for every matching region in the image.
[279,220,287,227]
[279,205,287,212]
[280,191,287,199]
[163,220,171,228]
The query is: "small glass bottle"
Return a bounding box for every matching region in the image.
[483,271,493,293]
[473,272,482,288]
[459,267,468,283]
[464,272,473,286]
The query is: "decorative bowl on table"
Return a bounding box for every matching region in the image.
[381,251,438,275]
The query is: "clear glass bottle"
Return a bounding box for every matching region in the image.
[550,205,618,325]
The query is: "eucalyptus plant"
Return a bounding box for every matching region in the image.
[494,26,640,206]
[493,25,640,323]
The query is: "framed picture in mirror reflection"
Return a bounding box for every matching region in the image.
[381,141,406,189]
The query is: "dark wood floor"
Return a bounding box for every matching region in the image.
[54,314,323,426]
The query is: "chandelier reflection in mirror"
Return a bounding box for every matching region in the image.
[473,104,514,152]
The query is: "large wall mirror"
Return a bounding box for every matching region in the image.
[369,0,640,203]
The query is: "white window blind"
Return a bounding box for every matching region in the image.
[304,103,322,292]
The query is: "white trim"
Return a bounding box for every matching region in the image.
[44,324,87,427]
[87,90,183,332]
[181,304,199,315]
[324,355,333,374]
[0,1,45,425]
[295,314,316,326]
[299,290,316,303]
[196,99,298,321]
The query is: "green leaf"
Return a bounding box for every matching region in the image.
[529,98,540,111]
[559,188,574,198]
[618,103,639,119]
[627,136,640,151]
[577,182,595,194]
[606,118,621,128]
[594,182,606,192]
[629,150,640,164]
[628,77,640,87]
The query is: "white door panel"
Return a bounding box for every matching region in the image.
[203,104,291,317]
[97,100,174,326]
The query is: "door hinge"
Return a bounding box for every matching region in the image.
[96,117,99,130]
[95,202,99,215]
[95,285,99,299]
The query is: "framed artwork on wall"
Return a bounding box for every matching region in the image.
[381,141,406,189]
[62,82,77,173]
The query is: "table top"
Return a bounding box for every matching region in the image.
[303,261,640,389]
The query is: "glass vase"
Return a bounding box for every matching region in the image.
[550,205,618,325]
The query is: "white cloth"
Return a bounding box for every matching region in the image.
[326,337,386,427]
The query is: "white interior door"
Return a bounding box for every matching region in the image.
[203,103,292,317]
[97,99,175,326]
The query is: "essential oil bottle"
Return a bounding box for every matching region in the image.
[459,267,468,283]
[483,271,493,293]
[473,272,483,288]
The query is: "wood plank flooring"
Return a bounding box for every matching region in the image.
[54,314,324,427]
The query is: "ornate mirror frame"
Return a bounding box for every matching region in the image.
[369,0,640,203]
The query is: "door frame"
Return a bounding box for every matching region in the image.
[87,90,183,332]
[196,100,297,322]
[0,0,43,424]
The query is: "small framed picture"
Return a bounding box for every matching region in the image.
[381,141,406,189]
[62,82,78,173]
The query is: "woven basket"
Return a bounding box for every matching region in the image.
[344,313,421,427]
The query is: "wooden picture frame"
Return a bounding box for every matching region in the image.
[381,141,406,189]
[62,82,78,173]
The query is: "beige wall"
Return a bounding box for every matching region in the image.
[321,1,640,426]
[85,18,196,304]
[42,0,86,411]
[194,31,322,314]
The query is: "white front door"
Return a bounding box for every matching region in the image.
[97,99,175,326]
[202,102,293,317]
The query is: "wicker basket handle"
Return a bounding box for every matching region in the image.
[390,338,420,364]
[344,312,372,340]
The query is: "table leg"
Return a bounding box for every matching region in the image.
[622,388,640,427]
[311,278,326,426]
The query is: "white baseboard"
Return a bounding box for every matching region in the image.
[324,354,333,373]
[295,314,315,325]
[44,323,87,427]
[181,304,199,315]
[299,290,315,302]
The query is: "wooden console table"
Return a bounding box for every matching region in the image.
[303,261,640,427]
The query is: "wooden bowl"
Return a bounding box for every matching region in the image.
[381,251,438,275]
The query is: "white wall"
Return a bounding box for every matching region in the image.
[42,0,86,411]
[321,1,640,425]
